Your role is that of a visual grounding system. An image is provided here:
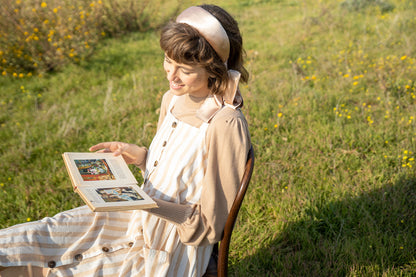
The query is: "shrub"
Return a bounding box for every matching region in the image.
[0,0,184,77]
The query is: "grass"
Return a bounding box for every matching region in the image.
[1,0,416,276]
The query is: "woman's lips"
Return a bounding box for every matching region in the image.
[170,81,184,90]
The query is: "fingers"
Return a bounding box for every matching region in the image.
[89,142,113,152]
[95,149,112,153]
[90,142,129,156]
[89,142,137,163]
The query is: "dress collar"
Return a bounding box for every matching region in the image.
[196,69,243,122]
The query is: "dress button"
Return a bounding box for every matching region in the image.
[162,141,167,147]
[74,254,83,262]
[154,160,158,167]
[172,122,177,128]
[128,242,134,247]
[47,261,56,268]
[102,247,109,252]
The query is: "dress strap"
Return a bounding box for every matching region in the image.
[200,121,210,131]
[167,94,178,114]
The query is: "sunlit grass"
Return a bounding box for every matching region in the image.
[1,0,415,276]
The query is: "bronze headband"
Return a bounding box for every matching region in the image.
[176,6,230,63]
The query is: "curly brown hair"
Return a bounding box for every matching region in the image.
[159,5,249,96]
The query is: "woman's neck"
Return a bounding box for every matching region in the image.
[184,93,207,107]
[171,93,208,127]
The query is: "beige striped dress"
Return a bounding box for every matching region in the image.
[0,93,251,277]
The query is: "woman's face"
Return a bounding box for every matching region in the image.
[163,55,211,98]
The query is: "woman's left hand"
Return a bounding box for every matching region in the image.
[89,141,147,166]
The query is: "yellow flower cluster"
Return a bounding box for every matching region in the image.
[333,93,416,127]
[0,0,106,76]
[1,0,179,77]
[334,104,353,120]
[400,150,415,168]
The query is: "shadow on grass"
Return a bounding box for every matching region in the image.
[232,176,416,276]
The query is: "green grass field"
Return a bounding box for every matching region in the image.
[1,0,415,276]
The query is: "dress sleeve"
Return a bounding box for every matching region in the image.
[147,107,251,246]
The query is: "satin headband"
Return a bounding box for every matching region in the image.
[176,6,230,63]
[176,6,243,122]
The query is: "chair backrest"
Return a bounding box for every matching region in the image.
[217,145,254,277]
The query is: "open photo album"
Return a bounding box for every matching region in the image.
[62,152,157,212]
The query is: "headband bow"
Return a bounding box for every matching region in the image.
[176,6,243,122]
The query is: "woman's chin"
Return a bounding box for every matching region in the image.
[170,89,187,96]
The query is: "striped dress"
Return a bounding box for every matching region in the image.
[0,95,214,276]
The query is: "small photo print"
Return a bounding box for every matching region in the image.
[96,187,144,202]
[75,159,115,181]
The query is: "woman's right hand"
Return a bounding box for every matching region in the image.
[89,142,147,167]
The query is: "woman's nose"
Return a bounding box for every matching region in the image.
[167,67,179,81]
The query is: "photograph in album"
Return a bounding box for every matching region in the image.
[96,186,144,202]
[74,159,116,181]
[62,152,157,212]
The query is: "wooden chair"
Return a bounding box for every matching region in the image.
[204,145,255,277]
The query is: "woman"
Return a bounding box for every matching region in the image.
[0,4,251,276]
